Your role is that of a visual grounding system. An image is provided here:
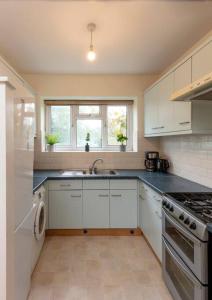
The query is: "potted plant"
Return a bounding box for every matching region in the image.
[85,132,90,152]
[116,133,128,152]
[45,134,59,152]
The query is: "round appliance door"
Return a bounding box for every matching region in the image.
[34,201,46,241]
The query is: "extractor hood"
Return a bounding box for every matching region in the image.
[170,72,212,101]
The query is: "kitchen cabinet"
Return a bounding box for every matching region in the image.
[144,86,158,135]
[144,73,174,135]
[110,190,137,228]
[173,59,192,132]
[158,72,174,133]
[144,36,212,137]
[49,190,83,228]
[48,179,138,229]
[83,190,109,228]
[139,182,162,261]
[192,41,212,82]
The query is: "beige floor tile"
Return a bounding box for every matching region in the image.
[28,236,173,300]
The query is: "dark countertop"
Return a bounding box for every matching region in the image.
[33,169,212,194]
[33,169,212,232]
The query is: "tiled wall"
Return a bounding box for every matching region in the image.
[160,135,212,188]
[23,74,160,170]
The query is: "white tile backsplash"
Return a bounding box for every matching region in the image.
[160,135,212,188]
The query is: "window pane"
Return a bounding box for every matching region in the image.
[107,106,127,145]
[50,106,71,145]
[77,120,102,147]
[79,105,100,115]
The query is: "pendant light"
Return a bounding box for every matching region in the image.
[87,23,96,62]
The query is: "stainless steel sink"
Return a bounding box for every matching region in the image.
[94,169,118,175]
[60,169,118,176]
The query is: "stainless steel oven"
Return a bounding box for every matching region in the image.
[162,238,208,300]
[162,209,208,284]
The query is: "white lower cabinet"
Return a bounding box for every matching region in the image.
[83,190,109,228]
[48,179,138,230]
[139,182,162,261]
[49,190,83,229]
[110,190,137,228]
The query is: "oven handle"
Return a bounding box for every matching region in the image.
[162,209,201,246]
[163,238,202,287]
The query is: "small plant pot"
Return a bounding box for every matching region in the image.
[47,144,55,152]
[85,143,90,152]
[120,144,126,152]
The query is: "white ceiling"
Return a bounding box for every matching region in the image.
[0,0,212,74]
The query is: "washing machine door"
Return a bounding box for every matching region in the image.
[34,201,46,241]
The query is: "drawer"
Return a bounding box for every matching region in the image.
[110,179,137,190]
[83,179,109,190]
[48,180,82,190]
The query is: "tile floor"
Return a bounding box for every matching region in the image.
[28,236,173,300]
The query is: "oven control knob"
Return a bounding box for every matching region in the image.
[166,203,170,209]
[184,218,190,225]
[162,200,167,206]
[169,206,174,212]
[190,222,196,230]
[179,214,184,221]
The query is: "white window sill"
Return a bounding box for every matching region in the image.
[42,150,136,153]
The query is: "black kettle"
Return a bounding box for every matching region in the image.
[157,159,169,172]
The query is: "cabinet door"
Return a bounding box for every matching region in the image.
[192,41,212,82]
[173,60,192,131]
[144,85,158,135]
[49,191,83,229]
[83,190,109,228]
[110,190,137,228]
[158,73,174,133]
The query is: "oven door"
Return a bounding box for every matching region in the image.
[162,238,207,300]
[162,209,207,284]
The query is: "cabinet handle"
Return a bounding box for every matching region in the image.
[111,194,122,197]
[152,126,164,130]
[98,194,109,197]
[179,121,190,125]
[70,195,81,198]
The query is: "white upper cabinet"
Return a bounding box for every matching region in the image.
[158,72,174,133]
[173,59,192,131]
[144,36,212,137]
[192,41,212,82]
[144,86,158,135]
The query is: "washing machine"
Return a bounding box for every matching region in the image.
[31,185,46,272]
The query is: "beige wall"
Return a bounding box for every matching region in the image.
[22,74,159,170]
[160,135,212,188]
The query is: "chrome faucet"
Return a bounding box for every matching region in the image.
[89,158,104,174]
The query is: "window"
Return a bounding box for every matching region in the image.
[45,101,133,151]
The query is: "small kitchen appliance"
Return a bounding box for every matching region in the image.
[144,151,159,172]
[157,158,170,172]
[162,192,212,300]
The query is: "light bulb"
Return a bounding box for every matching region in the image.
[87,49,96,62]
[87,45,96,62]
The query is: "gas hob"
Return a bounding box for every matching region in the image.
[166,193,212,223]
[163,192,212,241]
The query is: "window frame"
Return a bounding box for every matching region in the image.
[45,103,133,152]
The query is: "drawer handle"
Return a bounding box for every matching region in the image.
[70,195,81,198]
[179,121,190,125]
[60,184,71,187]
[99,194,109,197]
[111,194,122,197]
